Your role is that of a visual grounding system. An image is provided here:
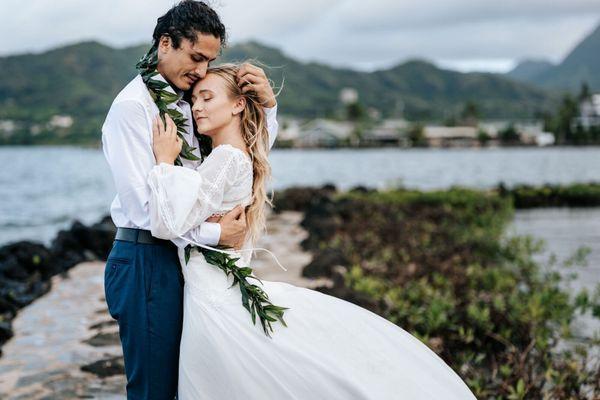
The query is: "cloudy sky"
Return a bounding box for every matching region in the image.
[2,0,599,72]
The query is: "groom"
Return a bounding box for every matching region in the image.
[101,1,278,398]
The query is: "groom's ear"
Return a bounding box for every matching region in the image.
[158,35,173,53]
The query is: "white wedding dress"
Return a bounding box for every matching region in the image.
[147,144,476,400]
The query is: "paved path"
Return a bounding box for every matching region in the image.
[0,211,324,399]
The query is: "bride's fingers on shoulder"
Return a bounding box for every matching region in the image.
[157,115,167,135]
[167,115,177,137]
[152,116,160,136]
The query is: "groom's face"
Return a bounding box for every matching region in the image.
[157,32,221,91]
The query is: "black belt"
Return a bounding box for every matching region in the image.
[115,227,172,246]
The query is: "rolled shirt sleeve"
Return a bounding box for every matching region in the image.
[264,104,279,149]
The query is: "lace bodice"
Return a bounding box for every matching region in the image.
[147,143,253,243]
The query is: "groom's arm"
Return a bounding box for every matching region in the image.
[102,99,221,246]
[264,104,279,149]
[237,63,279,149]
[102,99,155,228]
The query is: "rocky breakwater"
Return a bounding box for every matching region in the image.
[274,185,383,309]
[0,216,116,356]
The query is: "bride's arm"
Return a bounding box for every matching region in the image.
[147,115,238,240]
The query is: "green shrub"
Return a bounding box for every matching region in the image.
[299,187,600,398]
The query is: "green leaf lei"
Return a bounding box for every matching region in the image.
[185,246,289,338]
[136,46,289,338]
[135,45,212,164]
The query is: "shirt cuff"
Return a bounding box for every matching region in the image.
[263,103,278,118]
[200,222,221,246]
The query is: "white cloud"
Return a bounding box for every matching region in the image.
[0,0,598,72]
[334,0,600,31]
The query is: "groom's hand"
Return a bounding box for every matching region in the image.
[237,63,276,108]
[218,205,247,250]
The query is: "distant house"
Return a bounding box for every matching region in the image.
[339,88,358,105]
[48,115,74,129]
[477,121,504,138]
[0,120,16,139]
[423,126,479,147]
[532,132,555,146]
[277,118,303,142]
[296,119,354,147]
[362,119,410,146]
[575,94,600,129]
[515,121,555,146]
[479,120,554,146]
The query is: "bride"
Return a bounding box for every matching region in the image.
[147,63,476,399]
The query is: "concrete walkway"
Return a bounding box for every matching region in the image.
[0,211,324,399]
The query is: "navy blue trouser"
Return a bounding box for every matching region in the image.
[104,238,184,399]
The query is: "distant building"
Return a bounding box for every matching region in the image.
[423,126,479,147]
[575,94,600,129]
[477,121,505,138]
[48,115,74,129]
[0,120,17,139]
[339,88,358,105]
[532,132,555,146]
[285,118,554,148]
[0,120,16,133]
[296,119,354,147]
[479,120,554,146]
[516,121,555,146]
[362,119,410,146]
[277,118,303,142]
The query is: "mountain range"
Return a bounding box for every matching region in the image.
[0,22,598,144]
[507,23,600,92]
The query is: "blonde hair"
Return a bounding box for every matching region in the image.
[206,63,273,245]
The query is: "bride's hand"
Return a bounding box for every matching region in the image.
[152,114,182,165]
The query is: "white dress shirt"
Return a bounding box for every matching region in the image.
[102,74,278,248]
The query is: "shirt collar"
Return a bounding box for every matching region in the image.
[154,73,185,102]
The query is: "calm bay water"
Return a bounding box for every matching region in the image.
[1,145,599,247]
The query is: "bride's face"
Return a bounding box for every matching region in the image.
[190,74,243,136]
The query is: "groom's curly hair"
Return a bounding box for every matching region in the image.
[152,1,227,49]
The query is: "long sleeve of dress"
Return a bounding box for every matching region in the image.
[147,146,240,240]
[170,104,277,248]
[102,98,222,246]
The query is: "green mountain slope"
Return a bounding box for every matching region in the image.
[507,59,554,82]
[0,40,559,144]
[507,23,600,91]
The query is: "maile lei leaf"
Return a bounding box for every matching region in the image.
[135,45,212,164]
[200,248,289,338]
